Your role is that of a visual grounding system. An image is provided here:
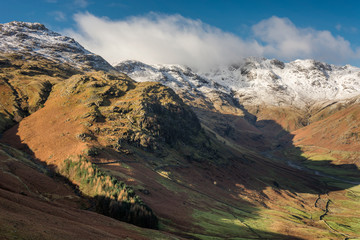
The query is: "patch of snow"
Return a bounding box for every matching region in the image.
[116,58,360,108]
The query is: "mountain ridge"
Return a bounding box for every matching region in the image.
[116,58,360,109]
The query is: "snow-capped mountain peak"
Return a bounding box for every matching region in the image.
[116,58,360,108]
[0,21,113,71]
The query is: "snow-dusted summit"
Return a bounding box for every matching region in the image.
[0,21,113,71]
[116,58,360,108]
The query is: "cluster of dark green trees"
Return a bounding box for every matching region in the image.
[95,195,158,228]
[60,156,158,229]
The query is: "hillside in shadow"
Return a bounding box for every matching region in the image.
[193,103,360,189]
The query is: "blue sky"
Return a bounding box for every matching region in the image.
[2,0,360,68]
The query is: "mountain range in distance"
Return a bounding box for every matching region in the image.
[0,21,360,240]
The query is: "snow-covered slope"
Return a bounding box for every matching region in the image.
[116,58,360,108]
[116,60,228,96]
[0,21,113,71]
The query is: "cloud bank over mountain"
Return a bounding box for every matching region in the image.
[66,13,360,70]
[252,16,360,64]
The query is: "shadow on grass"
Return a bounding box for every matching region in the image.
[192,105,360,192]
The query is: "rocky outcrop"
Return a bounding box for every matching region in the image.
[56,72,202,152]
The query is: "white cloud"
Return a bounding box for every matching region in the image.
[51,11,66,22]
[65,12,262,70]
[350,27,358,33]
[335,23,358,34]
[74,0,89,8]
[253,16,360,64]
[65,13,360,70]
[335,24,342,31]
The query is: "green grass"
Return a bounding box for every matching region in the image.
[192,208,255,238]
[155,175,188,194]
[191,206,313,240]
[316,185,360,238]
[301,152,337,161]
[190,233,251,240]
[324,217,360,235]
[302,162,360,182]
[346,189,360,201]
[284,206,312,220]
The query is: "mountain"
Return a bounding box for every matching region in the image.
[0,21,114,72]
[116,58,360,119]
[116,58,360,238]
[1,22,360,240]
[116,59,360,152]
[0,21,117,132]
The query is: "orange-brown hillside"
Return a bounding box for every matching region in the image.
[0,143,177,240]
[292,103,360,166]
